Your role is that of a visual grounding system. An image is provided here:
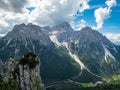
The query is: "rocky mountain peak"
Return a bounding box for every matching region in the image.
[13,23,26,30]
[78,27,115,48]
[27,23,34,26]
[80,26,97,35]
[53,22,73,32]
[3,23,52,45]
[81,26,92,30]
[60,21,71,26]
[79,27,104,41]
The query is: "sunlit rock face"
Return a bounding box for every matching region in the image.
[1,57,16,83]
[1,53,45,90]
[15,53,45,90]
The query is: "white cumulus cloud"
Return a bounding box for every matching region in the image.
[71,19,87,30]
[0,0,90,34]
[93,0,116,30]
[106,0,116,8]
[0,34,6,37]
[104,33,120,44]
[0,0,27,13]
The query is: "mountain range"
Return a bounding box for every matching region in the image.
[0,22,120,86]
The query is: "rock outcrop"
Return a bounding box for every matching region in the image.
[1,52,45,90]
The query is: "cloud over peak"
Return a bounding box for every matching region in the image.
[105,33,120,45]
[0,0,90,33]
[93,0,116,30]
[0,0,118,34]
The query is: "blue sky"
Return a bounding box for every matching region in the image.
[101,5,120,33]
[26,7,36,14]
[0,0,120,43]
[74,0,120,33]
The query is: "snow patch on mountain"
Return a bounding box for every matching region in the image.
[6,39,12,46]
[32,44,35,53]
[61,41,103,79]
[61,42,86,70]
[50,35,103,78]
[15,48,19,55]
[50,36,90,71]
[50,36,86,70]
[68,50,86,70]
[49,35,61,46]
[103,45,115,62]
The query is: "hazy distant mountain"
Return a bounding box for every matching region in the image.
[0,22,120,85]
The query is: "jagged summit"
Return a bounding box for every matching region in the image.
[79,27,103,40]
[13,23,40,31]
[3,23,52,46]
[53,21,73,32]
[0,23,55,61]
[27,23,34,26]
[81,26,92,30]
[60,21,71,26]
[80,26,98,35]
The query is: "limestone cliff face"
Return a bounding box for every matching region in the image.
[1,58,16,83]
[1,52,45,90]
[18,57,44,90]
